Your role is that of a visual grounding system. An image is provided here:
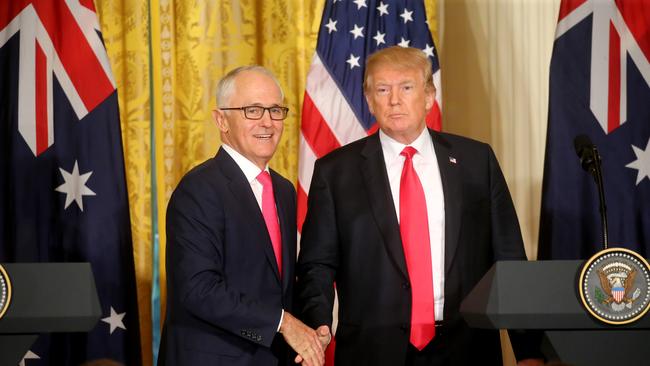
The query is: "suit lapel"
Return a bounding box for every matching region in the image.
[430,131,462,277]
[361,134,408,279]
[216,148,282,283]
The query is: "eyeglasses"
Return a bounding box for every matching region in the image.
[219,105,289,121]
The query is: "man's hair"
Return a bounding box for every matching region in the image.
[363,46,434,93]
[216,65,284,107]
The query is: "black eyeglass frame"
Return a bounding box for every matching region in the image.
[219,106,290,121]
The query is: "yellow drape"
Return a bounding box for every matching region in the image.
[97,1,438,364]
[95,1,153,365]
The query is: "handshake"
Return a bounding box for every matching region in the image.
[279,312,332,366]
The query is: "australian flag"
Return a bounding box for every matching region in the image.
[0,1,141,365]
[539,0,650,260]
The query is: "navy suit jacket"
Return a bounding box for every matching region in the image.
[160,147,297,366]
[296,130,528,365]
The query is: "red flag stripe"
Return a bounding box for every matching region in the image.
[558,0,587,21]
[35,40,48,155]
[608,21,621,133]
[427,100,442,132]
[301,93,341,158]
[297,183,308,233]
[79,0,96,13]
[0,0,30,30]
[615,0,650,62]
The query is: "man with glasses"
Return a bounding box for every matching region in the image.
[161,66,325,366]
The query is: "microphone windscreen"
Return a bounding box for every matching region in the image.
[573,134,593,158]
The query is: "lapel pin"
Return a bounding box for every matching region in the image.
[449,156,457,164]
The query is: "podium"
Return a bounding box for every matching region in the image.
[460,260,650,365]
[0,263,101,366]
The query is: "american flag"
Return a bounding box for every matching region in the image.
[539,0,650,259]
[298,0,441,363]
[0,0,141,364]
[298,0,441,231]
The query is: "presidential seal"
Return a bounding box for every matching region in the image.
[0,264,11,320]
[579,247,650,325]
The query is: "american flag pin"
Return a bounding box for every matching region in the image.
[449,157,457,164]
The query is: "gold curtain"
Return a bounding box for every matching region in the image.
[95,1,153,365]
[97,1,438,364]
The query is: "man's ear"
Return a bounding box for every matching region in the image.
[365,93,375,115]
[213,109,229,133]
[425,87,435,111]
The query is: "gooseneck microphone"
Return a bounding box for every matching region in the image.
[573,134,608,250]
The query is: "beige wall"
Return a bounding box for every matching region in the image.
[439,0,561,260]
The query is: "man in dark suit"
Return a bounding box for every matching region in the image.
[161,66,325,366]
[296,47,542,365]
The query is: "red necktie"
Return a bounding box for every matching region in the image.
[257,171,282,276]
[399,146,435,350]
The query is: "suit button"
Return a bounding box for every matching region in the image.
[402,282,410,289]
[400,324,409,332]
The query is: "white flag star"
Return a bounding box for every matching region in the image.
[400,8,414,24]
[373,30,386,46]
[376,1,389,16]
[353,0,367,10]
[55,160,96,211]
[398,37,411,47]
[325,18,337,34]
[346,54,361,69]
[350,24,364,39]
[423,44,435,58]
[626,137,650,185]
[102,306,127,334]
[19,351,40,366]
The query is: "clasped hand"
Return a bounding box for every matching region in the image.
[279,312,331,366]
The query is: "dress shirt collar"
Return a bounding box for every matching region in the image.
[379,126,432,163]
[221,143,269,183]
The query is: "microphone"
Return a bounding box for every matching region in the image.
[573,134,598,176]
[573,134,608,250]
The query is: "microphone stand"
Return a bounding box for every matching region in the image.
[590,146,608,250]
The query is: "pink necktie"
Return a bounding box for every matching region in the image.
[257,171,282,276]
[399,146,435,350]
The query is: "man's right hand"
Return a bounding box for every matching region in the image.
[279,312,325,366]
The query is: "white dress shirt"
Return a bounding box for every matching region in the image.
[220,144,285,330]
[221,144,267,210]
[379,128,446,321]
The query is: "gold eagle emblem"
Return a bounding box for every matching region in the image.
[597,266,636,305]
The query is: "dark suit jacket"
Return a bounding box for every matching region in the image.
[296,129,527,366]
[160,147,297,366]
